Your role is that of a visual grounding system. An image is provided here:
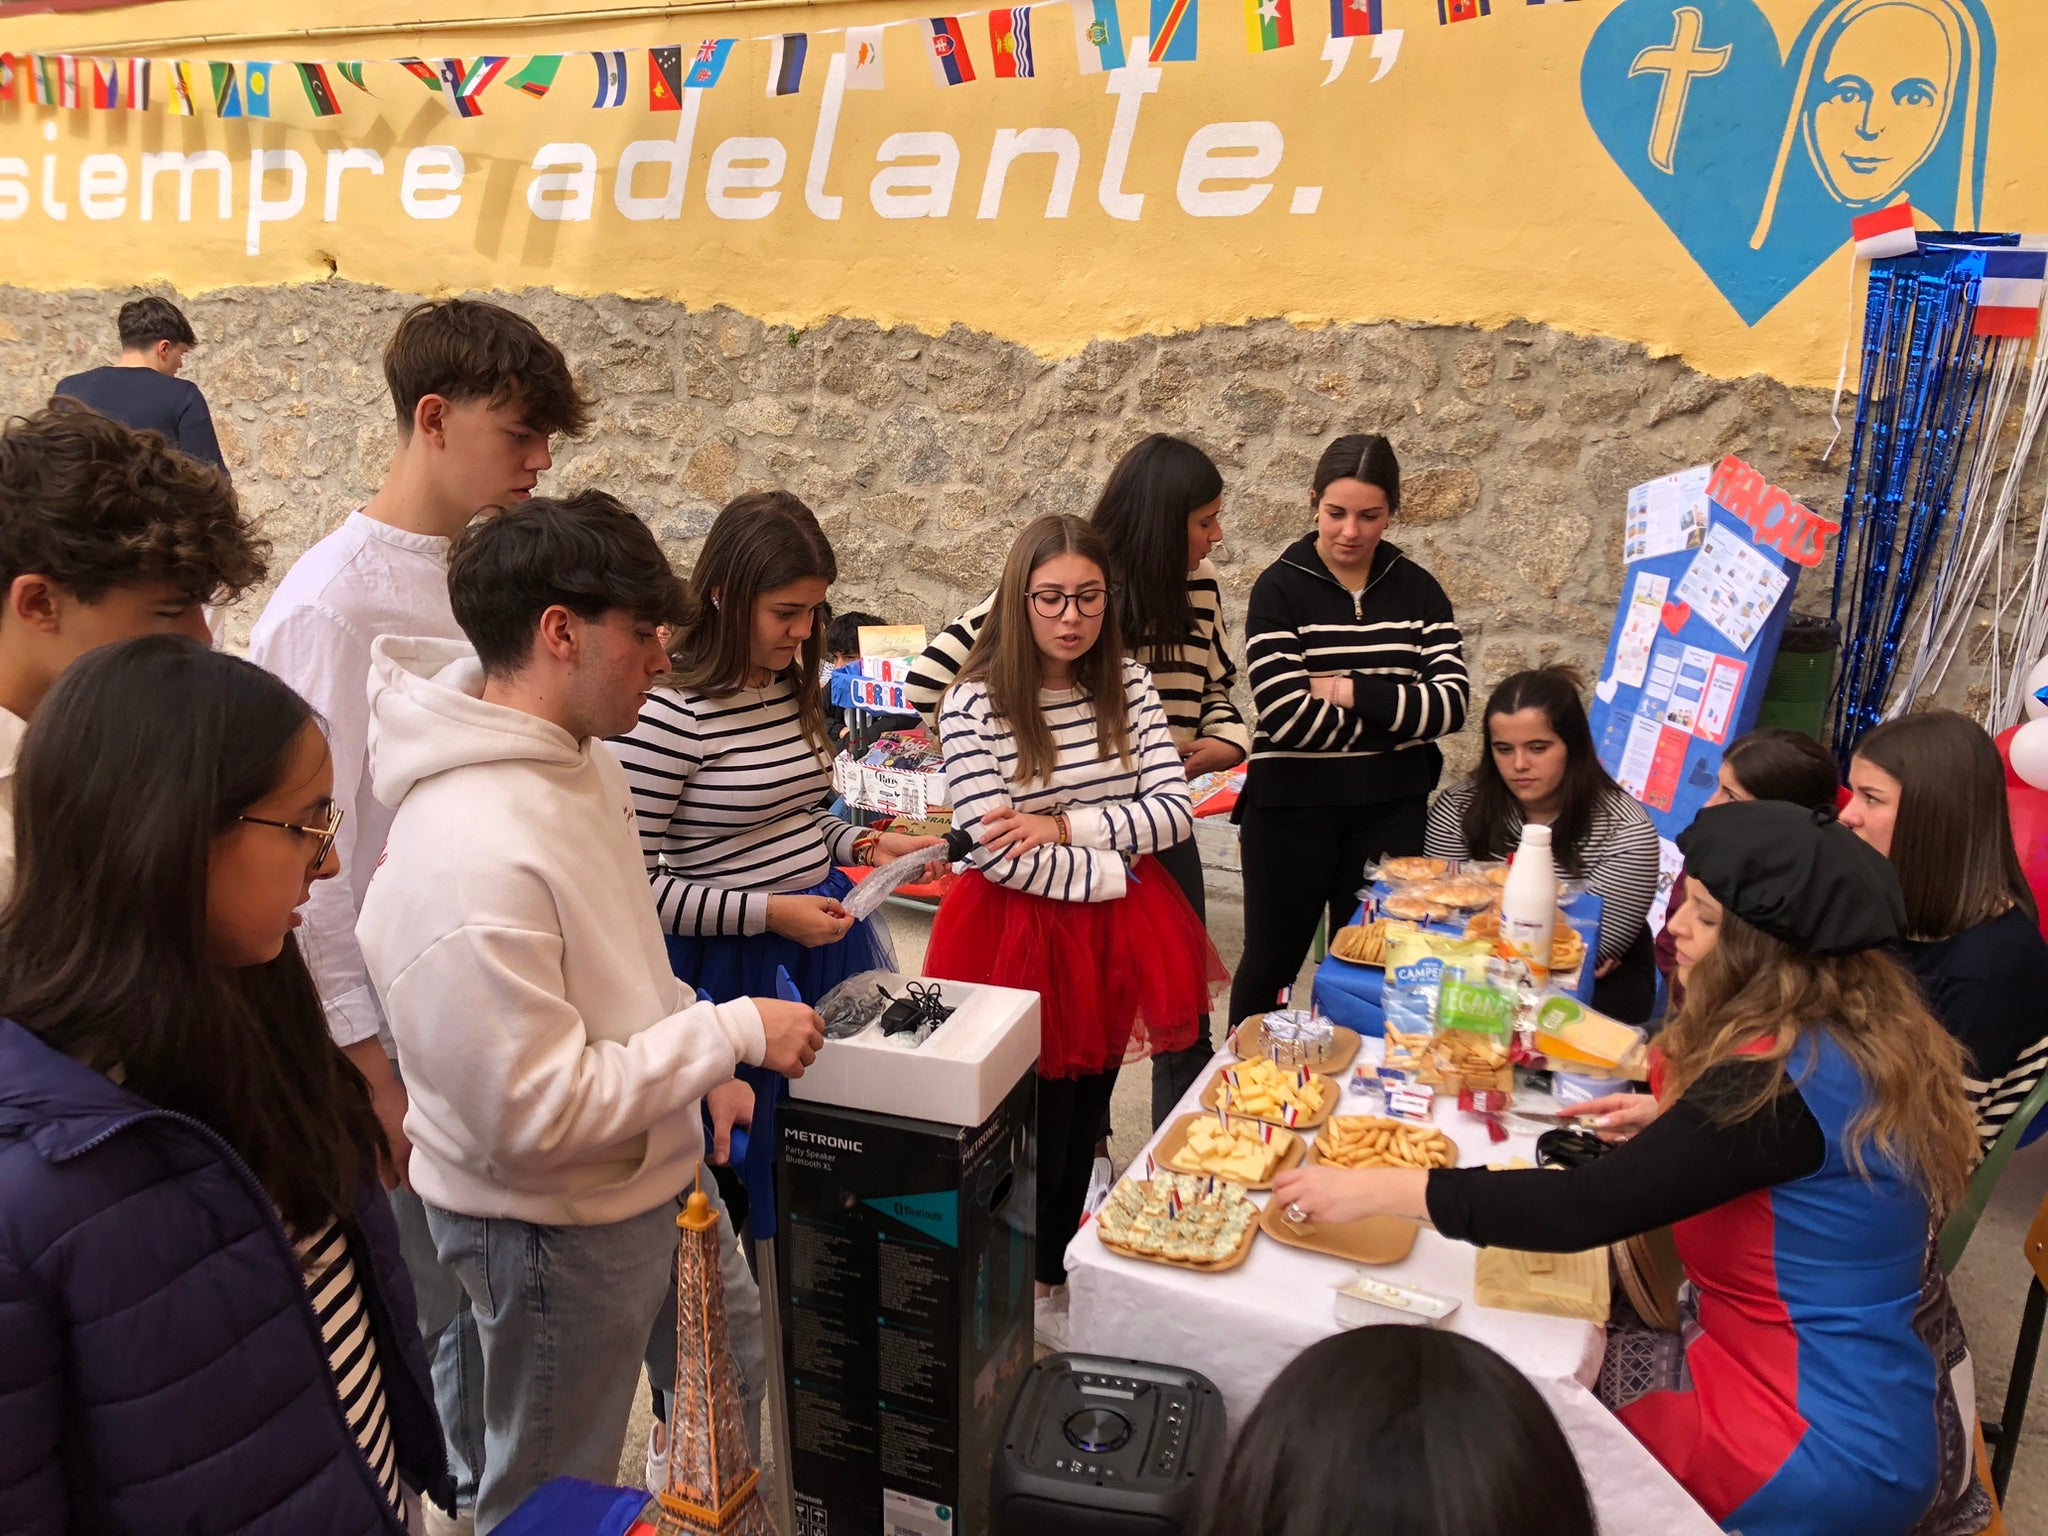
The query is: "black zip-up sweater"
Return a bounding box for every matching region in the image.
[1241,535,1469,809]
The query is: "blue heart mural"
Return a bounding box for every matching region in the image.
[1582,0,1996,325]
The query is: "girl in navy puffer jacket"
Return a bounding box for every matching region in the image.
[0,637,449,1534]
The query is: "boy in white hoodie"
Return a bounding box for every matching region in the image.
[358,491,824,1532]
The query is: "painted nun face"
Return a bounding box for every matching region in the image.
[1808,3,1955,205]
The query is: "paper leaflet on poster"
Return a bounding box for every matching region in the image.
[1623,465,1712,566]
[1609,571,1668,692]
[1676,526,1788,652]
[1656,837,1685,905]
[1694,658,1746,745]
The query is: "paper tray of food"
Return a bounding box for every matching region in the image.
[1262,1199,1422,1266]
[1199,1058,1340,1128]
[1231,1017,1362,1075]
[1157,1113,1305,1190]
[1307,1115,1459,1172]
[1093,1170,1260,1272]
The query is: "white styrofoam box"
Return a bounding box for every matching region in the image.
[791,978,1040,1127]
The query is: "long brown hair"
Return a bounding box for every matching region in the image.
[1460,667,1618,878]
[667,490,836,752]
[0,636,385,1233]
[956,514,1132,785]
[1853,710,2035,940]
[1658,904,1977,1216]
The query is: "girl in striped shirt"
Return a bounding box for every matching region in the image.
[907,435,1248,1128]
[613,491,943,1008]
[925,514,1223,1349]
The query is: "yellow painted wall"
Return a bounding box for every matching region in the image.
[0,0,2038,384]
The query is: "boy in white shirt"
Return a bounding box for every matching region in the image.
[358,491,823,1532]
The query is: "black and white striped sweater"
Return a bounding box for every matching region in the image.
[611,681,861,937]
[1242,536,1469,808]
[939,659,1194,903]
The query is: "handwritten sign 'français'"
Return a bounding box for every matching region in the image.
[1706,455,1840,569]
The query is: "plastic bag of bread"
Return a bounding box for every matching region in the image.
[1381,929,1492,1076]
[1426,972,1517,1095]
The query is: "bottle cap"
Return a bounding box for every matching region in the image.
[1519,824,1553,848]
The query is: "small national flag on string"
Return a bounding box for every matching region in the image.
[989,8,1037,77]
[167,60,198,115]
[243,62,274,118]
[1851,203,1918,260]
[1330,0,1382,35]
[1149,0,1199,61]
[1439,0,1490,19]
[504,56,561,99]
[766,33,807,96]
[845,26,887,91]
[91,58,118,109]
[649,45,685,107]
[1974,247,2048,340]
[124,58,150,109]
[398,58,443,94]
[924,18,975,86]
[1071,0,1127,72]
[210,61,241,117]
[57,54,81,109]
[439,56,505,116]
[338,61,373,94]
[685,38,736,88]
[31,56,54,108]
[1246,0,1294,50]
[0,53,18,104]
[297,61,341,117]
[590,49,629,107]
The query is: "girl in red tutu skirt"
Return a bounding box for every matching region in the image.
[924,514,1224,1348]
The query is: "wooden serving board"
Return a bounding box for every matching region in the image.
[1473,1245,1611,1323]
[1259,1199,1421,1266]
[1231,1020,1363,1076]
[1155,1114,1305,1191]
[1097,1204,1260,1273]
[1199,1067,1340,1129]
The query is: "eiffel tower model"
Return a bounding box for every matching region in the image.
[654,1175,776,1535]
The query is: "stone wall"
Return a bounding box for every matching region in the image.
[0,280,1846,772]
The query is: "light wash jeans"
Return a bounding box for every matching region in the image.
[643,1178,766,1460]
[387,1185,482,1507]
[423,1197,682,1534]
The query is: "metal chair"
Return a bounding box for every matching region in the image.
[1941,1070,2048,1274]
[1979,1190,2048,1502]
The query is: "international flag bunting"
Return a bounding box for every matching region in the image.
[1974,248,2048,340]
[124,58,151,110]
[210,61,241,117]
[1330,0,1383,35]
[845,26,887,90]
[1149,0,1199,61]
[90,59,118,110]
[58,54,81,109]
[0,53,18,105]
[398,58,443,93]
[31,55,53,108]
[297,61,341,117]
[685,38,736,88]
[1439,0,1490,19]
[505,56,561,99]
[244,62,274,118]
[650,45,685,108]
[924,18,975,86]
[1246,0,1294,51]
[766,33,807,96]
[167,61,198,115]
[1851,203,1919,260]
[989,8,1037,77]
[1071,0,1127,72]
[1525,1,1578,4]
[338,61,372,94]
[590,49,629,107]
[437,56,505,116]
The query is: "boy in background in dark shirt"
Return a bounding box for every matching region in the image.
[825,609,918,752]
[54,297,225,471]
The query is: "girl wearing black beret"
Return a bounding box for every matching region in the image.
[1275,800,1983,1536]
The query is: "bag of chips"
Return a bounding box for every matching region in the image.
[1429,971,1517,1096]
[1380,929,1491,1077]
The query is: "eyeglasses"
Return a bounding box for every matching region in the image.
[239,802,345,869]
[1028,587,1112,619]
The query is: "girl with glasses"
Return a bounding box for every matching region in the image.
[923,515,1224,1351]
[0,635,448,1533]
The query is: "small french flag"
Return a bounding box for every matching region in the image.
[1851,203,1919,261]
[1258,1122,1277,1144]
[1168,1185,1183,1218]
[1282,1103,1301,1128]
[1974,246,2048,340]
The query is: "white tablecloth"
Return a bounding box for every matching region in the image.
[1064,1045,1721,1536]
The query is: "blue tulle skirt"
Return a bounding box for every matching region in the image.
[663,868,897,1007]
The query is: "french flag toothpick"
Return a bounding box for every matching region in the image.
[1852,203,1919,261]
[1974,246,2048,340]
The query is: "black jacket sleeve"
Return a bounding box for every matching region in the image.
[1425,1060,1826,1253]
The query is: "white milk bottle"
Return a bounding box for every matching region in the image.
[1500,824,1558,987]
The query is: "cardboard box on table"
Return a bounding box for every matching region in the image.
[778,979,1040,1536]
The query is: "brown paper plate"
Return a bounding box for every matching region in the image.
[1259,1198,1421,1265]
[1199,1066,1340,1129]
[1232,1020,1363,1076]
[1096,1203,1260,1273]
[1306,1117,1460,1172]
[1473,1245,1611,1323]
[1155,1113,1305,1191]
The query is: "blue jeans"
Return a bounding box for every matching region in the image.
[423,1198,681,1534]
[388,1184,482,1508]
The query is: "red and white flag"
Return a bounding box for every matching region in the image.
[1851,203,1918,261]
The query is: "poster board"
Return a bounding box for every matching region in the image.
[1587,454,1839,898]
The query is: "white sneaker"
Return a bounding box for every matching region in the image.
[645,1418,668,1495]
[1082,1155,1115,1217]
[1034,1288,1071,1354]
[422,1499,475,1536]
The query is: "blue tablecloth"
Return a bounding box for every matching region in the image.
[1311,888,1603,1038]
